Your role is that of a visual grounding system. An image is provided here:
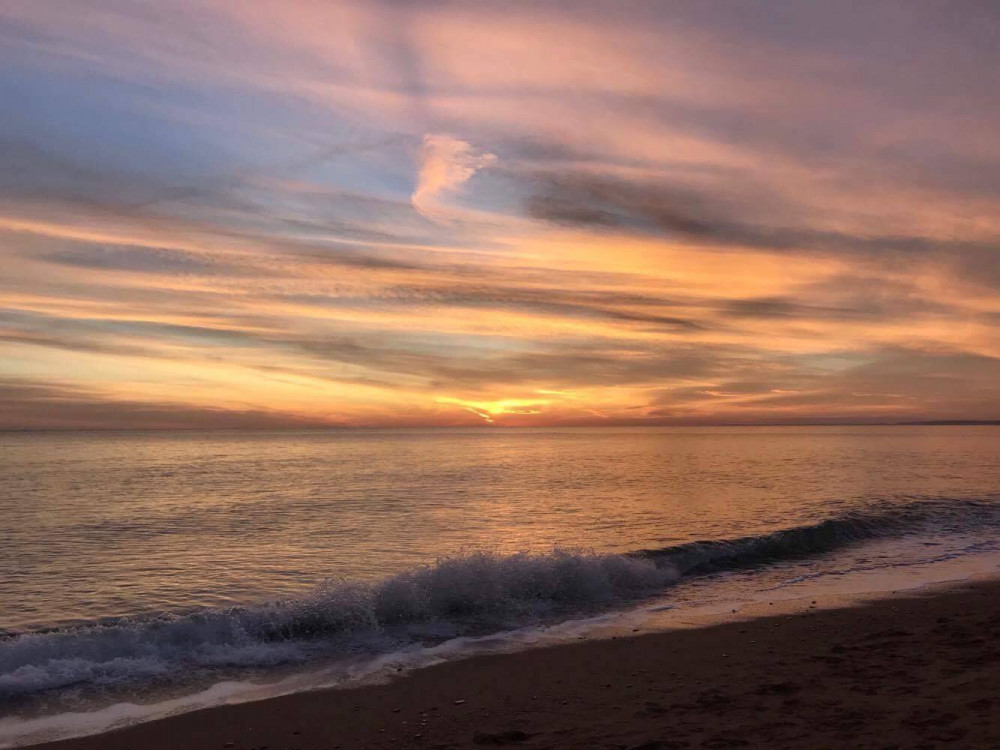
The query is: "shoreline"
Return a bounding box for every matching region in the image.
[22,578,1000,750]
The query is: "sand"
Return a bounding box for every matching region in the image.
[26,580,1000,749]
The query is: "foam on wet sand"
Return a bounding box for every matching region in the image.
[23,579,1000,749]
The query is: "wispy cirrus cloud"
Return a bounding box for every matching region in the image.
[411,134,496,221]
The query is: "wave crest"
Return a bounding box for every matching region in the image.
[3,499,997,700]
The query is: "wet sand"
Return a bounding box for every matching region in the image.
[28,580,1000,749]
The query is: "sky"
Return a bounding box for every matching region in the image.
[2,0,1000,429]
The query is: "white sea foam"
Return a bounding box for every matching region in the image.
[4,499,1000,749]
[5,535,1000,750]
[0,550,674,699]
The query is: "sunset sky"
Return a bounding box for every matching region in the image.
[2,1,1000,428]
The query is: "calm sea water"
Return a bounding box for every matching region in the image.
[4,426,999,632]
[2,426,1000,742]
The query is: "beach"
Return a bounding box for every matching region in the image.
[28,579,1000,750]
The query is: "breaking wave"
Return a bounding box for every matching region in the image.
[3,499,998,701]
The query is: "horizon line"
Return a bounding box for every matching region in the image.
[2,420,1000,433]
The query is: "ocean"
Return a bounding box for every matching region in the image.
[2,426,1000,746]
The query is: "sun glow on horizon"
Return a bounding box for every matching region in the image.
[434,397,554,424]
